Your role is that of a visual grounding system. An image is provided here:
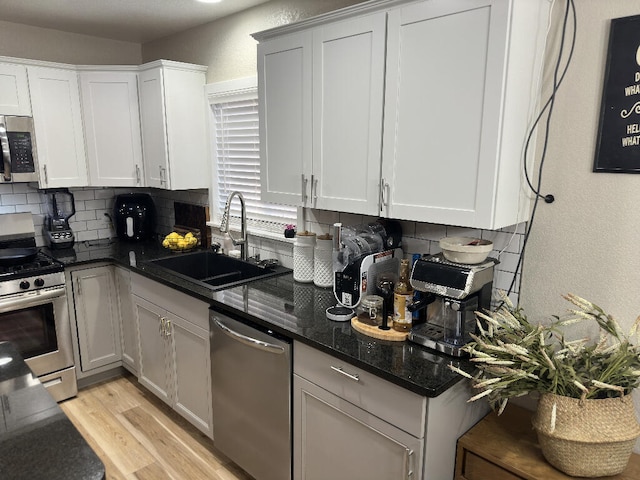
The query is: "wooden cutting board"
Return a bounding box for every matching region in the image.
[174,202,211,246]
[351,317,408,341]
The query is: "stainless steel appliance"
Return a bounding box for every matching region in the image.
[210,310,291,480]
[0,213,76,401]
[0,115,39,183]
[114,193,156,241]
[407,253,497,357]
[43,188,76,249]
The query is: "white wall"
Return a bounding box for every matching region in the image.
[520,0,640,447]
[0,20,141,65]
[142,0,367,83]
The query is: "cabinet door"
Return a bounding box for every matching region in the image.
[72,266,122,372]
[169,312,212,437]
[138,67,169,189]
[311,13,386,215]
[258,31,312,206]
[27,66,88,187]
[133,295,171,405]
[80,71,144,187]
[162,67,208,190]
[294,374,422,480]
[114,266,138,374]
[381,0,508,227]
[0,63,31,116]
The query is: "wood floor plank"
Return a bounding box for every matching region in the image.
[132,462,173,480]
[60,383,157,475]
[121,406,222,480]
[61,374,253,480]
[62,404,130,480]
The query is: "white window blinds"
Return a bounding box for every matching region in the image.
[209,80,297,235]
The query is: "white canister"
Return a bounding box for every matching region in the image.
[293,232,316,283]
[313,234,333,288]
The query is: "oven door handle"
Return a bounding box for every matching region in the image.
[0,286,66,313]
[0,115,12,182]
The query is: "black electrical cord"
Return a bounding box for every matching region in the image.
[505,0,576,299]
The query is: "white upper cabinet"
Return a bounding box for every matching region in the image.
[0,63,31,116]
[312,13,386,214]
[257,14,385,215]
[27,65,89,188]
[255,0,551,229]
[138,61,209,190]
[80,70,144,187]
[258,31,312,206]
[381,0,549,229]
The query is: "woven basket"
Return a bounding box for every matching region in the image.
[532,393,640,477]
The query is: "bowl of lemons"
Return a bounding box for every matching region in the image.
[162,231,199,252]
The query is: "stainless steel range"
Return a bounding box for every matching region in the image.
[0,212,76,402]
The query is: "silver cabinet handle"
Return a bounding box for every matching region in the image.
[312,175,318,204]
[76,278,82,297]
[380,177,389,209]
[405,447,414,478]
[159,316,165,336]
[135,164,141,185]
[214,317,285,354]
[159,165,166,186]
[0,115,11,181]
[301,174,308,204]
[330,365,360,382]
[43,164,48,185]
[165,317,171,337]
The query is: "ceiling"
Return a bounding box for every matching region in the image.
[0,0,271,43]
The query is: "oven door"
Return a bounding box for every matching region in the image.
[0,286,74,377]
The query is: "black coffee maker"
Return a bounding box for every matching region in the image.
[113,193,156,241]
[43,188,75,249]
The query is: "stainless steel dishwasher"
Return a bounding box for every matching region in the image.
[210,309,291,480]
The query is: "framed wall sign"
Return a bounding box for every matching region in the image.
[594,14,640,173]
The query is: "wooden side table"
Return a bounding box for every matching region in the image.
[455,404,640,480]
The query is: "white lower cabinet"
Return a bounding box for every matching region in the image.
[70,265,122,376]
[131,273,212,438]
[293,341,425,480]
[114,266,138,374]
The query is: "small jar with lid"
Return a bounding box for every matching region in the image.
[356,295,384,326]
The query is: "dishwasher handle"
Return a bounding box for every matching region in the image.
[213,317,285,354]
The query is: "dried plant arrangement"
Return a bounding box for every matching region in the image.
[450,292,640,414]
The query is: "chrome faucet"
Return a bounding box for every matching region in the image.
[219,191,248,260]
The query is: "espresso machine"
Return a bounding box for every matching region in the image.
[407,253,497,356]
[43,188,75,249]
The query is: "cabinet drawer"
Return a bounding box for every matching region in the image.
[293,341,425,438]
[462,451,523,480]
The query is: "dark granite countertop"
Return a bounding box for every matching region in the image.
[0,341,105,480]
[46,239,470,397]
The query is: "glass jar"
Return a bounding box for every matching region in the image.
[356,295,384,326]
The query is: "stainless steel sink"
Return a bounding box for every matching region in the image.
[146,250,290,290]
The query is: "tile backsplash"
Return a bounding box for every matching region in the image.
[0,183,524,304]
[0,183,208,247]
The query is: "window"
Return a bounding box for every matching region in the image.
[206,77,297,236]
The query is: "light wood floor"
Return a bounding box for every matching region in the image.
[60,374,253,480]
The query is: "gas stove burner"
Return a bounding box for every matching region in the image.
[0,251,64,280]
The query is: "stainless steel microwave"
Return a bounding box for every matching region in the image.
[0,115,39,183]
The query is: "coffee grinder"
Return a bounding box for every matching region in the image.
[407,253,498,356]
[43,188,76,249]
